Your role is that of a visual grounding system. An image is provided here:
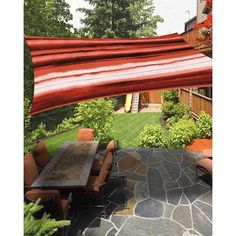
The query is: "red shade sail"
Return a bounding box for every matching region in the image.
[25,33,212,116]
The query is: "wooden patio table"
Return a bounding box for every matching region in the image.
[31,141,99,188]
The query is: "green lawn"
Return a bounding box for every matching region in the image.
[25,112,161,156]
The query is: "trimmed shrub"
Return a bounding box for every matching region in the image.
[138,124,168,148]
[169,118,197,149]
[54,117,76,134]
[74,99,115,145]
[173,103,190,119]
[31,122,50,142]
[166,116,179,128]
[161,101,176,118]
[196,111,212,138]
[161,90,179,103]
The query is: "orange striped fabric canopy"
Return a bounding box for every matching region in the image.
[25,33,212,116]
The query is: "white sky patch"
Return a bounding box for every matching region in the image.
[66,0,196,36]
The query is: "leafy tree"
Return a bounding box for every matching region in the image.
[74,99,115,145]
[78,0,164,38]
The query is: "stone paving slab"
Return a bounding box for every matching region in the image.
[75,148,212,236]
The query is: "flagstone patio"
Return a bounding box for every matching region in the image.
[66,148,212,236]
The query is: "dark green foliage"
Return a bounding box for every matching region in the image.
[24,199,70,236]
[169,118,197,149]
[24,98,31,135]
[161,90,179,103]
[173,103,190,119]
[161,101,176,118]
[31,122,51,142]
[138,124,168,148]
[74,99,115,145]
[196,111,212,138]
[77,0,164,38]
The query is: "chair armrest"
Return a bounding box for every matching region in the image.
[25,189,60,202]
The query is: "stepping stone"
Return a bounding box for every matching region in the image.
[104,202,119,219]
[147,155,162,163]
[172,205,192,229]
[177,171,193,188]
[185,171,197,184]
[194,200,212,221]
[129,152,142,160]
[124,179,136,192]
[167,188,182,205]
[147,168,166,201]
[162,151,182,163]
[183,184,210,203]
[117,217,186,236]
[163,161,181,181]
[123,148,137,153]
[108,188,133,205]
[147,161,163,168]
[188,229,201,235]
[163,203,175,218]
[180,154,195,169]
[135,198,164,218]
[84,218,114,236]
[117,150,131,158]
[153,151,165,161]
[111,171,146,182]
[159,165,172,182]
[180,194,190,205]
[134,182,149,201]
[118,156,142,172]
[198,192,212,205]
[110,215,128,229]
[136,148,153,155]
[113,197,136,216]
[106,228,117,236]
[135,164,148,175]
[165,181,179,190]
[192,205,212,236]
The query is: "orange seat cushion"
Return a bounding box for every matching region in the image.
[32,140,50,169]
[25,188,59,202]
[196,158,212,173]
[77,128,95,141]
[202,149,212,159]
[24,152,38,186]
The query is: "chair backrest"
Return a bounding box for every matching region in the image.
[77,128,95,141]
[32,140,50,169]
[105,140,115,153]
[24,152,38,187]
[101,151,114,172]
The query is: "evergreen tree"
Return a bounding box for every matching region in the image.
[78,0,164,38]
[24,199,70,236]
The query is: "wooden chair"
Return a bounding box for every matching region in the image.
[25,188,72,220]
[84,152,113,207]
[32,140,50,171]
[196,158,212,186]
[24,152,39,188]
[92,140,119,174]
[77,128,95,141]
[24,152,71,219]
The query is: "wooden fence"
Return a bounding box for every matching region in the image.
[179,89,212,117]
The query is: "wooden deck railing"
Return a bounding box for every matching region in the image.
[179,89,212,117]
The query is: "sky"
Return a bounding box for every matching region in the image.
[66,0,197,36]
